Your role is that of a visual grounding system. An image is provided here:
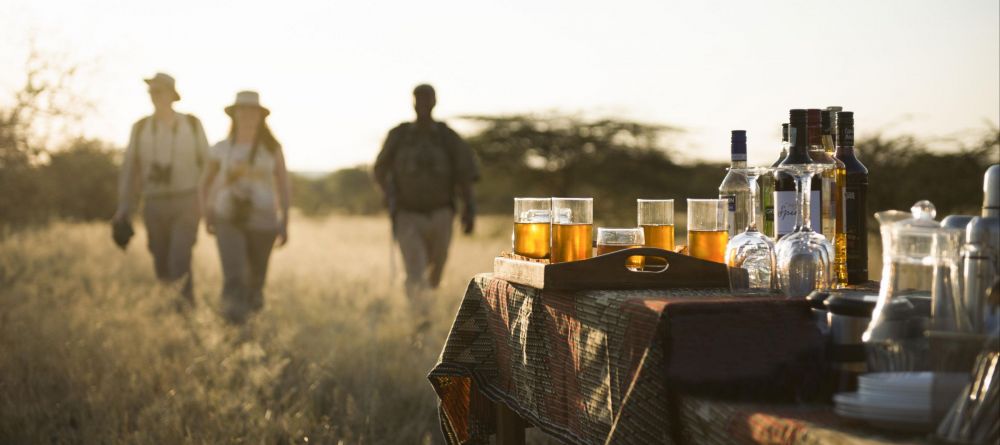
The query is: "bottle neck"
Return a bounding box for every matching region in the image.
[836,124,856,158]
[730,159,747,168]
[835,144,856,159]
[784,121,812,163]
[822,134,836,153]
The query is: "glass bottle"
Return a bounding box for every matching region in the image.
[804,110,837,250]
[834,111,870,284]
[822,108,848,287]
[719,130,750,238]
[775,110,821,239]
[760,123,788,239]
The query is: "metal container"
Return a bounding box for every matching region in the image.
[806,290,831,336]
[964,216,999,333]
[825,291,877,392]
[961,165,1000,334]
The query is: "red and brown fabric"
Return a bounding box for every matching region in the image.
[428,274,834,444]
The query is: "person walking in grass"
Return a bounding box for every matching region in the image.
[113,73,209,308]
[373,84,479,301]
[199,91,290,324]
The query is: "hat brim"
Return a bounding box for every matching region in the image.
[144,78,181,101]
[225,104,271,117]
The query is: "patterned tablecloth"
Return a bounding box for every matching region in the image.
[428,274,923,445]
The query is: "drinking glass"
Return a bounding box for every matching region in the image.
[724,167,777,291]
[775,164,835,298]
[637,199,675,251]
[512,198,551,259]
[596,227,645,271]
[551,198,593,263]
[687,199,728,263]
[638,199,674,269]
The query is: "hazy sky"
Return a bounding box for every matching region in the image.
[2,0,998,171]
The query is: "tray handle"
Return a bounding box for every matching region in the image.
[547,246,731,289]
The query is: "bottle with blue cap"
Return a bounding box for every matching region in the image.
[719,130,751,237]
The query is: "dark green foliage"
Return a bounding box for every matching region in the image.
[290,166,382,216]
[463,114,723,226]
[858,127,999,219]
[43,139,120,220]
[1,139,120,226]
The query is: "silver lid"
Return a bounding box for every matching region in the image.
[941,215,975,244]
[984,164,999,217]
[966,216,1000,245]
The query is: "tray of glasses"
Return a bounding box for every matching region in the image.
[493,247,732,290]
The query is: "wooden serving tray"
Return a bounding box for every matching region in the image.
[493,247,731,290]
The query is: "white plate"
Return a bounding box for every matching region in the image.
[859,372,934,391]
[833,393,930,420]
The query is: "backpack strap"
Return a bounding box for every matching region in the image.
[436,122,459,182]
[186,114,204,168]
[130,116,150,167]
[381,122,410,171]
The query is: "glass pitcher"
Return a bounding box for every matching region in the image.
[863,201,963,372]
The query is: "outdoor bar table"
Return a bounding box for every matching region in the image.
[428,274,928,445]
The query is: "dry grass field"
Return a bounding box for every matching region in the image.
[0,214,513,444]
[0,213,886,444]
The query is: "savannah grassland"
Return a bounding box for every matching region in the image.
[0,212,885,444]
[0,214,513,444]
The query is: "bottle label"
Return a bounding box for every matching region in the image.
[844,181,868,280]
[775,190,822,236]
[821,174,837,240]
[724,194,737,236]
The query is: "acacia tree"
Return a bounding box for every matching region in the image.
[459,114,728,225]
[0,47,86,167]
[0,47,102,226]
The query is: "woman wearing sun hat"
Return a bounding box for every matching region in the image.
[199,90,290,324]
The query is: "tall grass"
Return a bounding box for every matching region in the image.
[0,215,508,444]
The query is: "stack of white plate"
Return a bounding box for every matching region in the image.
[834,372,969,432]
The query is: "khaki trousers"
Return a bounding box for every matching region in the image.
[214,221,276,323]
[142,192,200,301]
[394,207,453,299]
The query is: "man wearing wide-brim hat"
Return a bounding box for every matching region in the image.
[113,72,210,308]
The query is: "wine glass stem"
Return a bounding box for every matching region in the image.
[795,172,814,232]
[746,175,759,232]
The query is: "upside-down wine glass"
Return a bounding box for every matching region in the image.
[724,167,777,292]
[775,163,835,298]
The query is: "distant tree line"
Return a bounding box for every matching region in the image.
[2,109,996,229]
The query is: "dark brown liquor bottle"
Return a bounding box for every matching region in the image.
[774,109,822,239]
[833,111,869,283]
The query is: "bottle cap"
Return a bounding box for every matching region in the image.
[731,130,747,161]
[806,109,823,145]
[822,110,835,135]
[790,109,807,124]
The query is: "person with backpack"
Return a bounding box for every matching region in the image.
[199,91,290,324]
[374,84,479,300]
[113,73,209,307]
